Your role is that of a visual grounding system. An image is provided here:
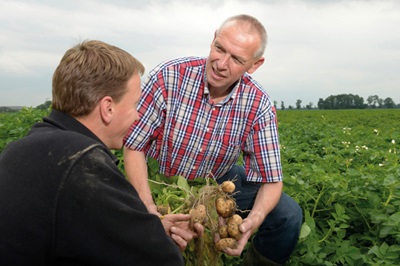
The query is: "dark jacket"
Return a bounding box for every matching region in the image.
[0,110,184,265]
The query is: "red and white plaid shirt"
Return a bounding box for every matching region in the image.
[124,57,282,182]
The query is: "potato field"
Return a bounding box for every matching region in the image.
[1,108,399,265]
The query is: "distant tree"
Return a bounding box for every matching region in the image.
[318,94,366,109]
[36,100,52,110]
[383,97,395,108]
[281,101,285,110]
[367,95,381,108]
[306,102,313,110]
[296,99,302,110]
[0,107,13,112]
[317,98,324,109]
[273,100,278,108]
[377,98,384,108]
[367,95,374,107]
[288,105,293,110]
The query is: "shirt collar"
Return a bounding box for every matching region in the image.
[203,75,241,106]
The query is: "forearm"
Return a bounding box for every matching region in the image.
[247,181,283,230]
[123,147,156,212]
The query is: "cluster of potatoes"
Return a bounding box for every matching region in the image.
[214,181,243,252]
[188,180,242,252]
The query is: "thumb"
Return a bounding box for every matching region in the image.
[239,218,252,233]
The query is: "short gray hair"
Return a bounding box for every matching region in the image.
[217,14,268,59]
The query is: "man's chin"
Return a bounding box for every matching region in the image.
[207,76,223,88]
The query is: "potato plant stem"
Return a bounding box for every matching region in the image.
[312,185,325,218]
[384,187,393,207]
[148,179,195,198]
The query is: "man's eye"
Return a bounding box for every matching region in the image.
[215,46,222,51]
[233,58,243,64]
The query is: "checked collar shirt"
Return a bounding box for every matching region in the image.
[124,57,283,183]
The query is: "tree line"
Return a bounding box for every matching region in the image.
[276,94,399,110]
[2,95,399,113]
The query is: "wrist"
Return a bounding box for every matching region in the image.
[247,210,265,228]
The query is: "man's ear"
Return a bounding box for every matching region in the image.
[247,57,265,74]
[99,96,114,125]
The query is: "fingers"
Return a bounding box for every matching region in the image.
[221,233,249,256]
[161,214,190,230]
[224,248,240,256]
[193,222,204,237]
[171,225,195,241]
[168,213,191,222]
[218,216,225,225]
[170,232,188,251]
[223,246,243,256]
[168,214,204,236]
[162,214,205,251]
[215,217,254,257]
[170,224,194,251]
[214,231,220,243]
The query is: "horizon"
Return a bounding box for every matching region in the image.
[2,92,399,110]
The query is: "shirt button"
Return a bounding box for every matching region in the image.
[199,148,203,152]
[206,128,209,132]
[192,166,196,170]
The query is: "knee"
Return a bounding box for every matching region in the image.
[286,195,303,224]
[283,194,303,228]
[267,193,303,230]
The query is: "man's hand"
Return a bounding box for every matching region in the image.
[215,216,257,256]
[161,213,205,251]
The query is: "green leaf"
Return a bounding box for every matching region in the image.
[299,223,311,239]
[386,212,400,226]
[383,175,398,186]
[334,203,345,216]
[379,226,394,238]
[177,175,190,191]
[379,242,389,255]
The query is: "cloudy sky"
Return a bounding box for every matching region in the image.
[1,0,399,107]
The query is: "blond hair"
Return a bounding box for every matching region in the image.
[52,40,144,116]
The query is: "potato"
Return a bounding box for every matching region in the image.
[215,197,235,218]
[227,214,243,240]
[215,238,238,251]
[189,204,206,229]
[218,224,229,238]
[221,181,235,193]
[228,214,243,225]
[157,205,170,216]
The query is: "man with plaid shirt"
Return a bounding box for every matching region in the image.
[124,14,302,265]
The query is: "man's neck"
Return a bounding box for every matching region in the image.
[209,81,238,104]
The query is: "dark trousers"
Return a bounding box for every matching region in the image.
[217,165,303,264]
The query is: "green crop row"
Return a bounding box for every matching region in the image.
[0,108,50,151]
[279,110,400,265]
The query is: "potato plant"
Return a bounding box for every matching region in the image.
[279,109,400,266]
[0,108,49,151]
